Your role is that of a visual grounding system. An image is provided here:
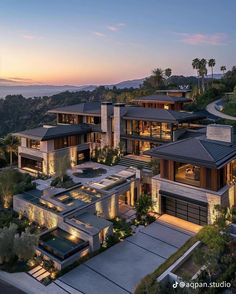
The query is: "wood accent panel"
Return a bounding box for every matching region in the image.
[211,169,218,191]
[200,167,206,189]
[168,160,174,181]
[160,159,165,178]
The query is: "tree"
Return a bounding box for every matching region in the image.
[0,169,35,208]
[208,59,216,86]
[164,68,172,78]
[14,228,38,261]
[54,153,71,181]
[199,58,207,93]
[3,135,19,166]
[0,223,18,264]
[222,66,236,91]
[135,194,153,221]
[0,138,6,162]
[220,65,226,75]
[143,68,165,90]
[0,169,15,208]
[192,58,201,94]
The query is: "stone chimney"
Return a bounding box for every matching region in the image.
[101,102,112,147]
[113,103,125,148]
[206,124,233,143]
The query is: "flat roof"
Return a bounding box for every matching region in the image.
[75,213,112,230]
[14,123,92,141]
[146,136,236,168]
[134,94,192,103]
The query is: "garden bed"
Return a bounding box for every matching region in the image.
[173,245,206,280]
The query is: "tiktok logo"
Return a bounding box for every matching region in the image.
[173,281,178,288]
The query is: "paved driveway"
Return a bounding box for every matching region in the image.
[59,219,194,294]
[206,98,236,121]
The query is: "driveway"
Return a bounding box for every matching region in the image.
[206,98,236,121]
[58,219,194,294]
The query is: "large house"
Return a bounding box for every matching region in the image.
[12,94,236,270]
[14,99,206,176]
[146,124,236,225]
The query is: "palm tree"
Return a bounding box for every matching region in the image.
[220,66,226,75]
[199,58,207,93]
[164,68,172,86]
[0,138,6,162]
[208,59,216,86]
[151,68,165,89]
[192,58,201,94]
[3,134,19,166]
[165,68,172,78]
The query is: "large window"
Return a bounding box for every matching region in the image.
[54,135,83,149]
[86,116,101,124]
[126,120,172,141]
[175,162,200,187]
[26,139,40,150]
[58,114,78,124]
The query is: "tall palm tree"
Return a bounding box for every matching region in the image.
[198,59,207,93]
[220,66,226,75]
[151,68,165,89]
[3,134,19,166]
[164,68,172,85]
[165,68,172,78]
[208,59,216,86]
[192,58,201,94]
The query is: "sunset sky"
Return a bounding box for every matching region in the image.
[0,0,235,85]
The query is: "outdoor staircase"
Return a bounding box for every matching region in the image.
[118,156,151,170]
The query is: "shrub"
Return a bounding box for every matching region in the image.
[0,169,35,208]
[51,175,75,188]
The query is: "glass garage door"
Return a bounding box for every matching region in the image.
[161,195,207,225]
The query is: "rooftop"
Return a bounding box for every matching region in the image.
[14,123,92,141]
[73,212,112,231]
[134,94,192,103]
[146,136,236,168]
[122,106,205,123]
[48,102,102,116]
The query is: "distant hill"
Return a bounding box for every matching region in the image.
[0,85,96,99]
[0,73,223,98]
[108,78,145,89]
[205,73,223,80]
[0,78,146,98]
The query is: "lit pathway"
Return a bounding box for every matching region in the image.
[206,98,236,121]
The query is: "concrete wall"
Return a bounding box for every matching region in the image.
[36,246,89,271]
[13,196,62,228]
[113,104,125,148]
[59,221,100,252]
[101,102,112,147]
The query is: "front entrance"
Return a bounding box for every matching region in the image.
[161,194,208,225]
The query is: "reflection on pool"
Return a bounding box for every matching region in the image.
[39,228,89,260]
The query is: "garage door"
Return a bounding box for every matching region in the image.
[161,194,207,225]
